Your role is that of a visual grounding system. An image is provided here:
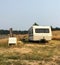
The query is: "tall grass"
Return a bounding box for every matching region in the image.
[0,30,60,65]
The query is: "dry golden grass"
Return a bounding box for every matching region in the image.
[0,38,8,43]
[0,31,60,65]
[0,39,60,65]
[52,31,60,40]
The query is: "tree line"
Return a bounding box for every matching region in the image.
[0,30,28,35]
[51,27,60,31]
[0,27,60,35]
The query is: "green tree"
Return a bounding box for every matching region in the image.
[33,22,39,26]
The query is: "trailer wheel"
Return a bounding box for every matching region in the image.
[40,39,46,43]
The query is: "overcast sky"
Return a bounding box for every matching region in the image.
[0,0,60,30]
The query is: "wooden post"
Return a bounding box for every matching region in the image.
[9,28,13,37]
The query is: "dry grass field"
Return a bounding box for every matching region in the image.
[0,31,60,65]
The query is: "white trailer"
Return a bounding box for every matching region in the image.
[28,26,52,41]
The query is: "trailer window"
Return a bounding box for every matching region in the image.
[35,28,49,33]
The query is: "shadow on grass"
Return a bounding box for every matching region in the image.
[22,39,48,44]
[52,38,60,40]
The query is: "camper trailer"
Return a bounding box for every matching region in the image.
[28,26,52,41]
